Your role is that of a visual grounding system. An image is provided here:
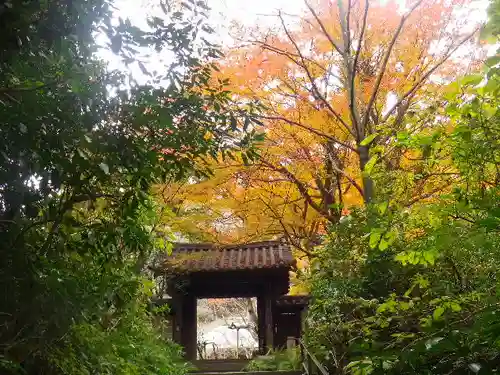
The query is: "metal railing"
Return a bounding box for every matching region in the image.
[298,338,329,375]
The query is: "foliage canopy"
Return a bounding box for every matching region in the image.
[0,0,259,373]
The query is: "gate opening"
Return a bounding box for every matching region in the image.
[197,298,258,360]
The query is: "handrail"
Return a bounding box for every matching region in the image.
[297,338,329,375]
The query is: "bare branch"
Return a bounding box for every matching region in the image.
[346,0,352,54]
[362,0,423,133]
[351,0,369,113]
[259,198,315,257]
[325,148,365,197]
[260,160,337,222]
[277,11,354,136]
[381,28,480,123]
[275,77,352,138]
[253,40,333,76]
[304,0,344,55]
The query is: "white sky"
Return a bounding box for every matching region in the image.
[114,0,306,27]
[112,0,489,38]
[98,0,307,82]
[100,0,491,84]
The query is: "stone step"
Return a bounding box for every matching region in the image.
[191,359,249,372]
[190,359,302,375]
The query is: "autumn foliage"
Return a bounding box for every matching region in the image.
[158,0,483,253]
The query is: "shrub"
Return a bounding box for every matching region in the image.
[244,348,301,372]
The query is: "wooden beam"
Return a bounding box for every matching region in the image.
[167,269,291,299]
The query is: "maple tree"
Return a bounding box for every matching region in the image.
[158,164,325,252]
[157,0,482,253]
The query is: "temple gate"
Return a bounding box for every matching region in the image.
[152,240,309,361]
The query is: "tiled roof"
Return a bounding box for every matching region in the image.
[156,241,294,273]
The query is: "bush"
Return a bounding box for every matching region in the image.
[48,295,189,375]
[306,207,500,374]
[244,348,301,372]
[305,59,500,374]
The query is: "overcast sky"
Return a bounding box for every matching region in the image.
[97,0,308,81]
[99,0,490,84]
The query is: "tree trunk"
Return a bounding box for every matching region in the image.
[358,145,374,203]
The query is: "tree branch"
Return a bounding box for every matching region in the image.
[277,11,354,136]
[259,198,315,257]
[381,27,479,123]
[260,160,337,222]
[362,0,423,133]
[324,142,365,198]
[260,114,357,152]
[350,0,369,122]
[304,0,344,55]
[0,80,61,94]
[405,179,459,206]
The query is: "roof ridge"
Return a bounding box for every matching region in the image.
[173,240,288,251]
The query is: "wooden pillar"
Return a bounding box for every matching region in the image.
[300,304,309,341]
[171,293,183,345]
[264,291,274,351]
[257,295,266,353]
[181,295,197,360]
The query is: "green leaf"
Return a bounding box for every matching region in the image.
[70,78,82,93]
[395,252,407,265]
[422,250,436,266]
[478,217,499,229]
[425,337,444,350]
[363,154,379,175]
[396,131,410,144]
[99,162,110,175]
[155,237,166,250]
[379,238,389,251]
[369,230,382,249]
[77,149,88,160]
[486,55,500,68]
[384,229,397,245]
[433,306,445,320]
[254,132,265,142]
[376,201,389,215]
[460,74,483,86]
[360,133,377,146]
[241,153,249,166]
